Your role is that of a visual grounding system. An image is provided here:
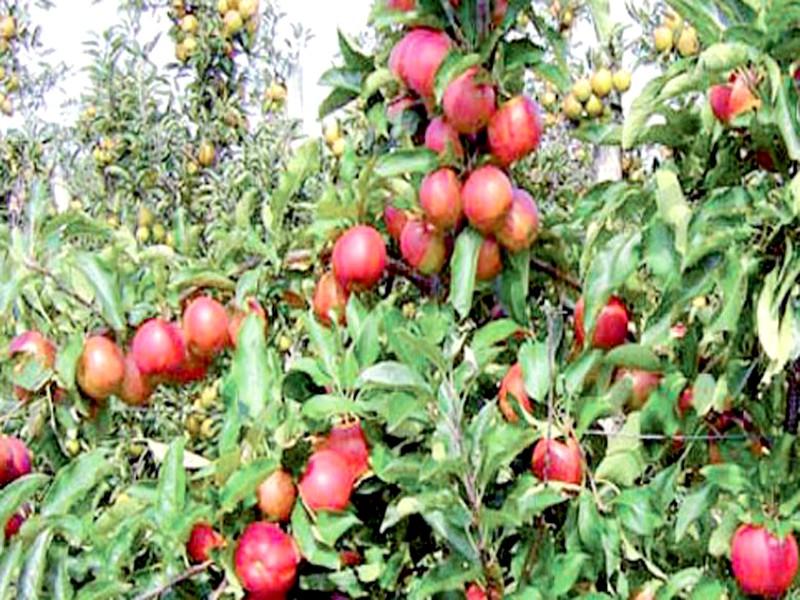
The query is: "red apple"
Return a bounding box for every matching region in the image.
[400,219,448,274]
[257,469,297,522]
[234,522,300,595]
[4,508,26,540]
[183,296,230,358]
[131,319,186,377]
[389,29,452,99]
[9,331,56,368]
[496,188,539,252]
[728,73,761,119]
[709,84,732,123]
[731,524,798,597]
[498,363,531,422]
[298,449,354,512]
[466,583,488,600]
[488,95,542,165]
[228,298,268,348]
[574,296,629,350]
[388,0,415,10]
[318,422,370,480]
[531,437,583,485]
[442,67,496,134]
[0,436,32,487]
[462,166,513,234]
[332,225,387,291]
[420,168,462,230]
[168,352,210,384]
[76,336,126,401]
[187,522,225,563]
[383,204,410,243]
[424,117,464,160]
[615,369,662,409]
[313,271,349,326]
[677,387,693,417]
[492,0,508,25]
[476,236,502,281]
[119,354,153,406]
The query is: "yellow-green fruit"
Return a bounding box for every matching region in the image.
[323,120,340,145]
[65,438,81,457]
[200,417,216,439]
[186,414,201,436]
[266,82,287,102]
[152,223,166,242]
[541,91,557,109]
[166,232,176,248]
[572,78,592,103]
[677,26,699,57]
[0,66,5,81]
[664,9,683,31]
[106,215,119,228]
[331,138,346,157]
[654,26,673,53]
[175,37,197,62]
[0,16,15,40]
[585,94,603,117]
[198,140,215,167]
[591,68,613,98]
[137,205,154,227]
[186,160,198,175]
[278,335,292,352]
[563,93,583,120]
[180,14,198,34]
[223,10,243,36]
[83,105,97,120]
[70,199,83,211]
[517,11,530,27]
[136,226,151,243]
[612,69,632,93]
[5,73,17,92]
[561,9,573,27]
[200,385,218,408]
[0,96,11,116]
[238,0,259,18]
[217,0,229,14]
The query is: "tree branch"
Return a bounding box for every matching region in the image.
[530,257,581,291]
[133,560,213,600]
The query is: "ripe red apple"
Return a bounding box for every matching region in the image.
[728,73,761,119]
[488,95,542,165]
[298,449,354,512]
[9,331,56,368]
[498,363,531,422]
[420,168,462,230]
[183,296,230,358]
[332,225,387,291]
[400,219,448,274]
[4,508,26,540]
[388,0,415,10]
[615,369,662,409]
[492,0,508,25]
[424,117,464,160]
[383,204,410,243]
[466,583,488,600]
[574,296,629,350]
[168,352,210,384]
[187,522,225,563]
[462,166,513,234]
[257,469,297,522]
[318,422,370,480]
[389,28,452,99]
[476,236,502,281]
[76,336,126,401]
[131,318,186,377]
[709,84,732,123]
[313,271,349,326]
[731,524,798,597]
[677,387,693,417]
[496,188,539,252]
[0,436,32,487]
[235,522,300,596]
[228,298,268,348]
[531,437,583,485]
[119,354,153,406]
[442,67,496,134]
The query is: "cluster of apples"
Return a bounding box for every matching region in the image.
[0,435,32,540]
[384,13,542,281]
[170,0,260,64]
[185,422,370,598]
[0,13,17,116]
[653,9,699,57]
[72,295,266,408]
[709,70,761,125]
[562,67,630,121]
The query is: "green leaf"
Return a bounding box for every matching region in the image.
[375,149,439,178]
[270,140,320,239]
[700,463,751,494]
[291,504,340,569]
[604,344,661,371]
[231,314,271,419]
[72,252,125,332]
[500,248,531,324]
[42,450,109,517]
[664,0,722,43]
[318,87,359,118]
[675,484,715,542]
[552,552,589,597]
[356,361,432,395]
[0,474,49,533]
[337,30,372,72]
[156,438,186,530]
[314,511,362,547]
[303,394,359,419]
[595,414,646,487]
[434,51,481,104]
[655,169,691,260]
[18,529,53,600]
[519,341,550,403]
[448,228,482,320]
[219,457,278,512]
[0,539,23,598]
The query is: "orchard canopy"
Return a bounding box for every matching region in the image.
[3,0,800,598]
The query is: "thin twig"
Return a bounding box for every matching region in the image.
[531,257,581,291]
[386,258,441,297]
[24,259,97,312]
[133,560,213,600]
[209,575,227,600]
[583,429,755,442]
